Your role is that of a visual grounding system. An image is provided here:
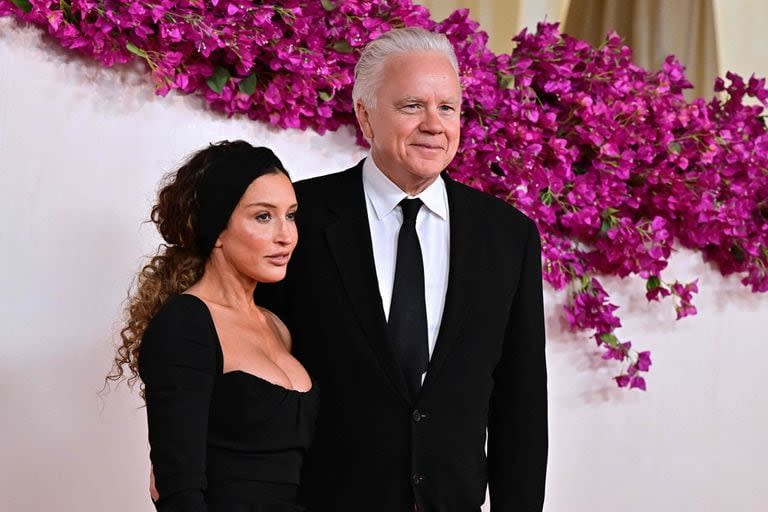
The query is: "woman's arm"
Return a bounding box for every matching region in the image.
[139,296,216,511]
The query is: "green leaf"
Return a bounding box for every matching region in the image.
[331,41,353,53]
[579,274,591,290]
[10,0,32,12]
[318,91,332,102]
[668,141,681,154]
[573,166,587,175]
[59,0,73,21]
[600,208,618,234]
[599,332,619,346]
[320,0,336,11]
[125,42,147,58]
[499,73,515,89]
[730,243,746,262]
[540,188,553,206]
[238,73,258,95]
[646,276,661,290]
[206,66,230,93]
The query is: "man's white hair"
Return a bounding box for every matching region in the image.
[352,27,460,109]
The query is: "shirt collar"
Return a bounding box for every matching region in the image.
[362,154,448,221]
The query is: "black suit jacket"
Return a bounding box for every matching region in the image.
[255,160,547,511]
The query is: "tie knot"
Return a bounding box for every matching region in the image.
[399,198,423,223]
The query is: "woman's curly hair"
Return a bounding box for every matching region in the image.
[105,140,257,396]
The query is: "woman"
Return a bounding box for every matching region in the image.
[108,140,317,511]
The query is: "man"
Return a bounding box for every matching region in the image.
[257,27,547,511]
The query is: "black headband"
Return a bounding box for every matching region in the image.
[195,145,286,258]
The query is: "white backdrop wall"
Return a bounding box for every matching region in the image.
[1,18,767,512]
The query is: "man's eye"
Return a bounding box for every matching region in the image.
[440,105,456,112]
[403,103,420,110]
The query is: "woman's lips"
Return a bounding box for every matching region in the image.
[265,253,291,265]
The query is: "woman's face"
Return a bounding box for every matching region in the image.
[216,172,298,283]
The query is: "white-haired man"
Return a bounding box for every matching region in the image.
[258,27,548,511]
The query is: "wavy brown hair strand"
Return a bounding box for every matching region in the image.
[105,145,220,395]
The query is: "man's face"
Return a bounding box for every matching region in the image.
[356,51,461,194]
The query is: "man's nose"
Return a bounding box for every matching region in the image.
[419,106,444,134]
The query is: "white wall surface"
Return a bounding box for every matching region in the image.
[713,0,768,85]
[2,18,767,512]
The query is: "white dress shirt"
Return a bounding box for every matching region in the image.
[362,155,450,371]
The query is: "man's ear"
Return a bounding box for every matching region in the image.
[355,100,374,140]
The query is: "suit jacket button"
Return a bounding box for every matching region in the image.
[412,473,424,485]
[412,409,427,422]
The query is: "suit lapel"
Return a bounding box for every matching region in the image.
[422,175,484,394]
[324,162,412,406]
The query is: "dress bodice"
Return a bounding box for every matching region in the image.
[139,294,318,512]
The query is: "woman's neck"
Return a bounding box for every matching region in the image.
[187,258,258,313]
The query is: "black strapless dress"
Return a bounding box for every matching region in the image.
[139,294,319,512]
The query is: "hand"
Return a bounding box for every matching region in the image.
[149,465,159,502]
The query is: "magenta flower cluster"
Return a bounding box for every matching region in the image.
[445,17,768,388]
[3,0,432,131]
[4,1,767,389]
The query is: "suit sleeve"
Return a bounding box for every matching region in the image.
[139,298,216,512]
[487,217,548,511]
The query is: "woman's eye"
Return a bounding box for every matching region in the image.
[255,212,271,222]
[286,211,297,221]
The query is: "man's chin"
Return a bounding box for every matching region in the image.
[406,154,455,175]
[406,164,447,182]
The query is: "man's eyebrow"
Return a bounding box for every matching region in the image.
[396,96,461,104]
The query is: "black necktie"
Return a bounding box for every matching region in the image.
[388,198,429,400]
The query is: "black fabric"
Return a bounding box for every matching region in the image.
[388,198,429,401]
[138,294,318,512]
[195,146,285,258]
[255,160,548,512]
